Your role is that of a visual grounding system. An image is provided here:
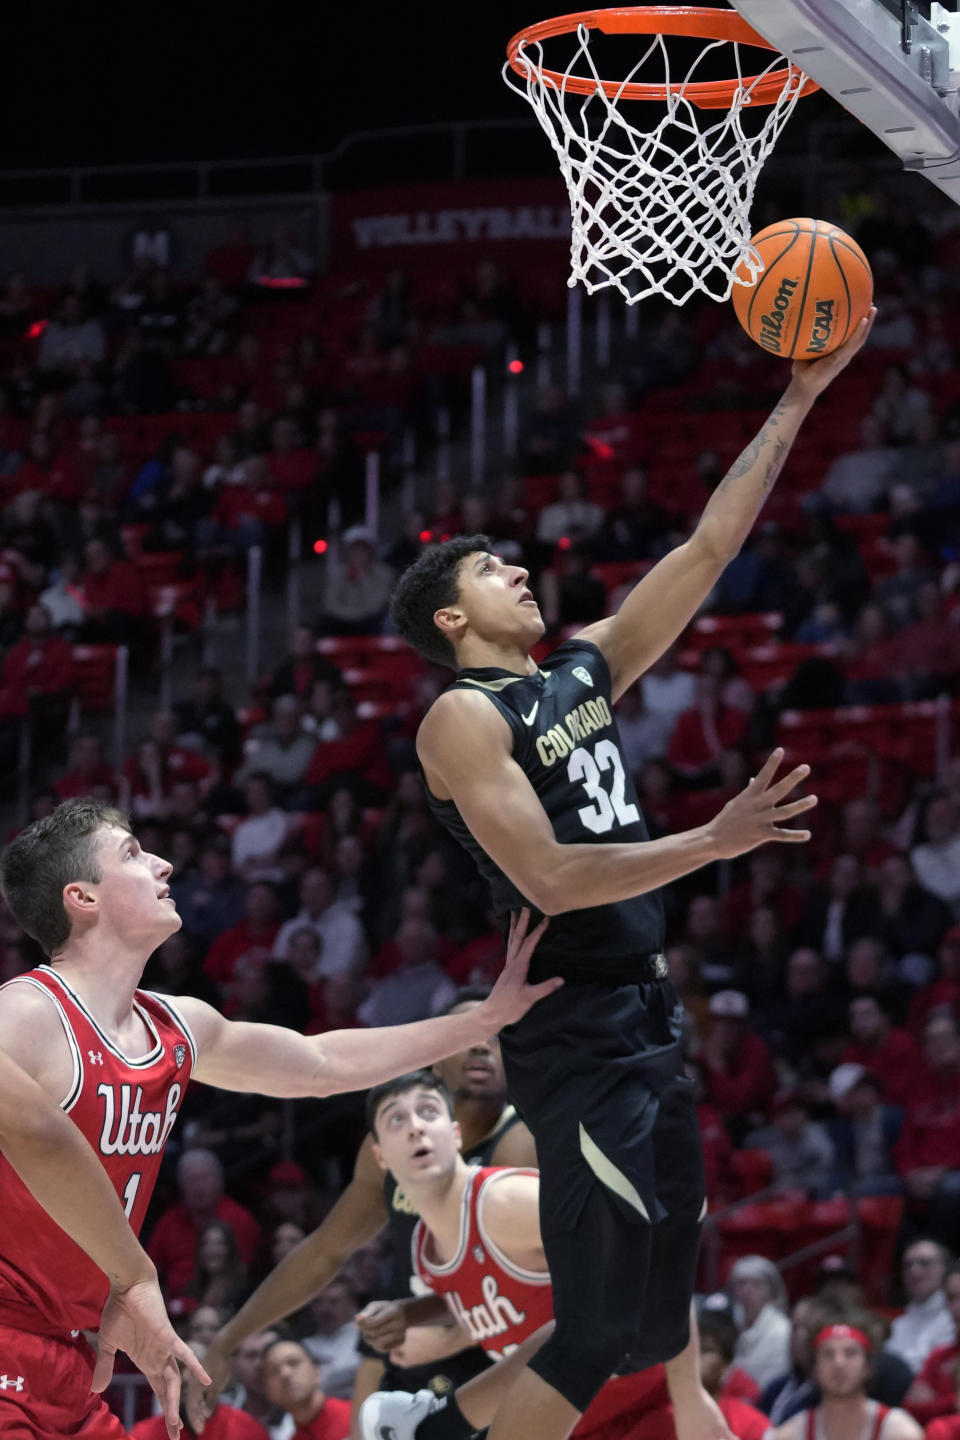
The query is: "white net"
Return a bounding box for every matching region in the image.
[504,23,810,306]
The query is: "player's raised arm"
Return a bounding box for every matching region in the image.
[420,689,816,915]
[575,309,876,700]
[0,1047,209,1440]
[176,907,558,1098]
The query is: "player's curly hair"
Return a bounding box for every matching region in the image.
[0,797,131,956]
[390,533,493,669]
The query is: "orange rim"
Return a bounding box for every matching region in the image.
[505,6,820,109]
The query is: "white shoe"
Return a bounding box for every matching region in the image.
[359,1388,444,1440]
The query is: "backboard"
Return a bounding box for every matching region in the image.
[728,0,960,205]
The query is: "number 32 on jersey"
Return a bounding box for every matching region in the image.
[568,739,639,834]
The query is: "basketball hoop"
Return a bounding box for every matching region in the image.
[504,7,819,306]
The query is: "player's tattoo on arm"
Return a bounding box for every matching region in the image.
[719,400,789,490]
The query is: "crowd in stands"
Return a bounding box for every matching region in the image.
[2,175,960,1435]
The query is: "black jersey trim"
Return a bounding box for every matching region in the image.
[37,966,163,1069]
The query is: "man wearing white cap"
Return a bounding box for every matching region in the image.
[320,526,394,636]
[700,990,777,1138]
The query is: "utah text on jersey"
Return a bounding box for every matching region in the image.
[443,1273,527,1360]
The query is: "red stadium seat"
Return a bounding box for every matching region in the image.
[687,612,783,652]
[727,1148,773,1199]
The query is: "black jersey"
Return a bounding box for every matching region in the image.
[381,1106,524,1300]
[424,637,664,981]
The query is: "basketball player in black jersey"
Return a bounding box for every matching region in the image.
[189,977,536,1437]
[383,312,875,1440]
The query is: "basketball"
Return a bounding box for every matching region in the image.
[731,217,874,360]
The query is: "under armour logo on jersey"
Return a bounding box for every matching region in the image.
[88,1051,104,1065]
[473,1245,485,1263]
[173,1044,186,1068]
[572,666,593,687]
[0,1375,24,1391]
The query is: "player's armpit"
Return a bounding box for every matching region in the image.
[573,537,725,702]
[417,691,566,914]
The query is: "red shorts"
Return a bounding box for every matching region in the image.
[575,1370,676,1440]
[0,1325,129,1438]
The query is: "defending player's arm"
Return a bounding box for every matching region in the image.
[0,1046,209,1440]
[189,1135,389,1430]
[177,909,559,1095]
[419,693,816,915]
[355,1294,456,1353]
[574,311,876,700]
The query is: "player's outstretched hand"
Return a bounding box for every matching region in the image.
[93,1276,211,1440]
[790,305,877,396]
[356,1299,410,1353]
[481,907,562,1030]
[184,1336,231,1435]
[706,748,817,861]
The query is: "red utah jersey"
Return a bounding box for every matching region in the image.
[412,1166,670,1437]
[413,1165,552,1361]
[0,965,194,1335]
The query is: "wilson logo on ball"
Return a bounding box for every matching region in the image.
[758,276,798,353]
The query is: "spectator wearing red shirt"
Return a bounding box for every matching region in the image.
[723,850,805,943]
[667,672,749,784]
[132,1398,269,1440]
[924,1353,960,1440]
[905,1265,960,1425]
[700,990,778,1139]
[266,625,342,701]
[304,691,392,805]
[261,1339,350,1440]
[8,431,83,506]
[896,1013,960,1245]
[77,535,147,646]
[909,930,960,1038]
[54,732,118,801]
[207,456,288,552]
[266,417,317,493]
[204,881,280,987]
[0,601,73,723]
[844,995,923,1099]
[698,1309,769,1440]
[148,1148,261,1304]
[697,1089,735,1203]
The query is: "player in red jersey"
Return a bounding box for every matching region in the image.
[0,799,558,1440]
[770,1322,921,1440]
[356,1072,718,1440]
[0,1044,209,1439]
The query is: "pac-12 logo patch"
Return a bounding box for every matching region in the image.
[173,1044,186,1068]
[572,666,593,687]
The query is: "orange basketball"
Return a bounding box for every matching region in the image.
[731,217,873,360]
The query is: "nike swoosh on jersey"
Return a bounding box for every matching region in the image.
[520,703,539,726]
